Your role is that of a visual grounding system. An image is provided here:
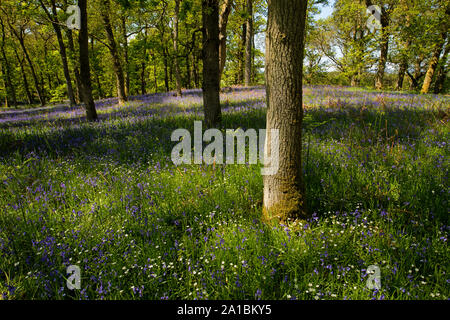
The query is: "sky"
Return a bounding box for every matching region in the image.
[317,0,335,20]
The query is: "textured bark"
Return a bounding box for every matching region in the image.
[421,32,447,94]
[173,0,183,97]
[202,0,221,128]
[78,0,98,121]
[263,0,308,222]
[219,0,233,81]
[100,0,127,104]
[244,0,253,86]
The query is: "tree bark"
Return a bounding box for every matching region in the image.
[263,0,308,222]
[78,0,98,121]
[202,0,221,128]
[244,0,253,86]
[421,32,447,94]
[100,0,127,104]
[219,0,233,82]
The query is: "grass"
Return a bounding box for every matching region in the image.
[0,86,448,300]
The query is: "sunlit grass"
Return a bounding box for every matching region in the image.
[0,86,448,300]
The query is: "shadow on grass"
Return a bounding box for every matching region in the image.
[0,94,447,222]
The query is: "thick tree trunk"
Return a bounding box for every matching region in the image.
[173,0,183,97]
[78,0,98,121]
[263,0,308,222]
[219,0,233,81]
[421,32,447,94]
[244,0,253,86]
[202,0,221,128]
[100,0,127,104]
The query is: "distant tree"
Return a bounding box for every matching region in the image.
[38,0,76,107]
[99,0,127,104]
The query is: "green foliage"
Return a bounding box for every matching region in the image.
[0,87,448,300]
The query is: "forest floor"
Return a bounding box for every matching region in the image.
[0,86,448,300]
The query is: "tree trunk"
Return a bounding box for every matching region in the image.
[78,0,98,121]
[172,0,183,97]
[421,32,447,94]
[238,20,246,84]
[140,62,146,95]
[193,51,200,88]
[13,47,33,105]
[186,53,192,89]
[13,31,45,106]
[219,0,233,81]
[375,7,389,90]
[100,0,127,104]
[65,28,82,104]
[39,0,76,107]
[202,0,221,128]
[0,18,16,107]
[396,60,408,91]
[263,0,308,222]
[121,15,130,97]
[244,0,253,86]
[434,41,450,94]
[396,37,411,91]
